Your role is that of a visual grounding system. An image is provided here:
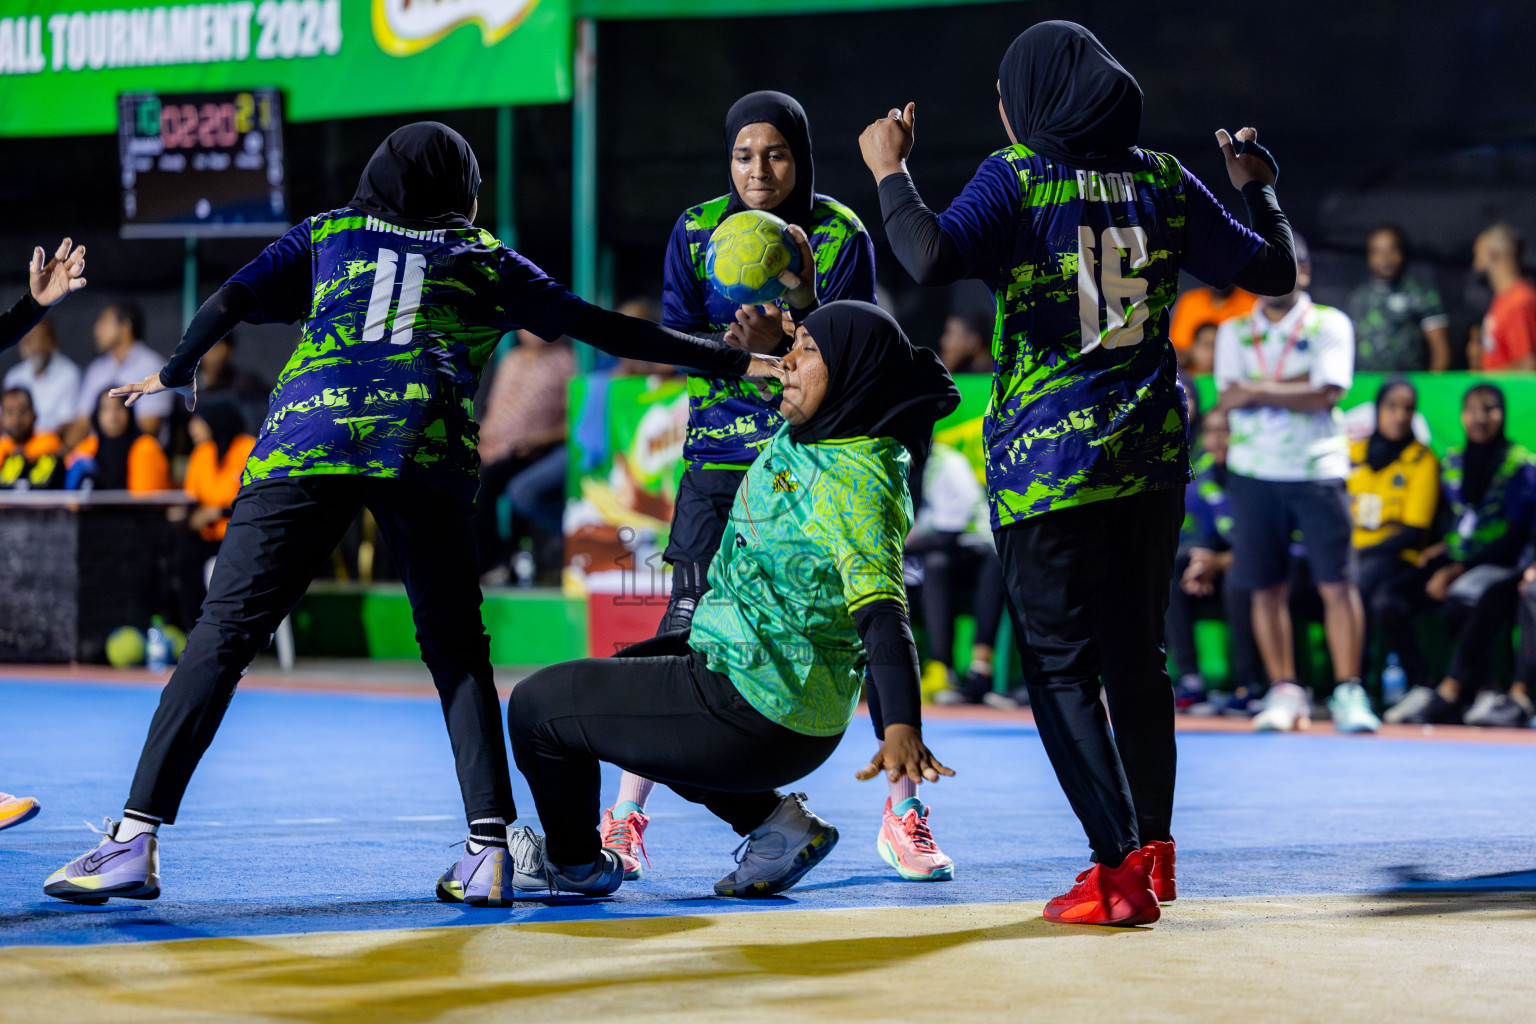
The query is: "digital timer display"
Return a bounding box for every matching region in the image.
[117,89,288,239]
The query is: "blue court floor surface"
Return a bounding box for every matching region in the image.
[6,673,1536,1024]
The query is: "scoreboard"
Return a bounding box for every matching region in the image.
[117,90,289,239]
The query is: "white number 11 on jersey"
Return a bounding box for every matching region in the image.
[1076,225,1150,352]
[362,248,427,345]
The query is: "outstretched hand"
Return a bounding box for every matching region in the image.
[859,102,916,181]
[30,237,87,307]
[726,304,788,354]
[111,372,196,412]
[855,722,954,785]
[1216,127,1277,190]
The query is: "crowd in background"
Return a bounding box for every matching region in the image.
[4,222,1534,709]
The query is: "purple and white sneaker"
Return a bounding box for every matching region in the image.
[44,819,160,904]
[435,827,554,907]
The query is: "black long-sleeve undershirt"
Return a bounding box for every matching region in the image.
[162,286,752,389]
[852,598,922,734]
[876,172,1297,297]
[1,292,46,353]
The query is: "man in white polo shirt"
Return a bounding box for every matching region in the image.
[1212,236,1374,734]
[63,301,173,447]
[3,320,80,435]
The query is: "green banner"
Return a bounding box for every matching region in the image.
[573,0,1013,18]
[0,0,571,137]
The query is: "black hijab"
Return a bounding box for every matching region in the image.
[351,122,480,231]
[91,389,139,491]
[197,402,247,464]
[722,91,817,230]
[999,21,1142,169]
[790,301,960,462]
[1366,380,1417,472]
[1460,384,1509,506]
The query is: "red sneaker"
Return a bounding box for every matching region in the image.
[1043,849,1160,926]
[1141,838,1176,902]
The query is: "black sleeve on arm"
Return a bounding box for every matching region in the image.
[0,292,46,353]
[1230,183,1297,296]
[566,304,751,376]
[159,283,260,388]
[852,598,922,736]
[878,173,968,287]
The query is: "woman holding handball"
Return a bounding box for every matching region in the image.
[861,21,1299,925]
[602,91,958,888]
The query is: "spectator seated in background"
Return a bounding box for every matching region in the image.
[1212,234,1376,734]
[1469,223,1536,372]
[172,402,257,631]
[916,439,1009,708]
[1348,380,1440,690]
[1380,384,1536,724]
[1168,410,1264,713]
[64,389,171,493]
[3,321,80,435]
[475,329,576,584]
[64,301,172,447]
[195,332,271,433]
[0,387,63,490]
[1347,225,1450,372]
[1185,321,1218,377]
[1169,281,1256,353]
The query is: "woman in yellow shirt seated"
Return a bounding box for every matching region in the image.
[1348,380,1439,679]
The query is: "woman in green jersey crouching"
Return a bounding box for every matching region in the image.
[507,300,959,898]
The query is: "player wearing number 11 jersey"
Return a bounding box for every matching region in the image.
[862,21,1298,925]
[44,123,775,908]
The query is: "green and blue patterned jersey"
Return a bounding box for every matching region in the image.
[662,194,876,468]
[933,146,1263,528]
[1181,448,1233,550]
[688,427,911,737]
[1440,443,1536,564]
[1346,273,1448,372]
[227,209,585,501]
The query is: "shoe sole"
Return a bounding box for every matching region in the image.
[877,836,954,881]
[0,802,40,832]
[715,825,839,898]
[44,879,159,904]
[1044,895,1161,927]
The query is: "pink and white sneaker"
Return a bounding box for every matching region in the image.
[600,804,649,881]
[877,797,954,881]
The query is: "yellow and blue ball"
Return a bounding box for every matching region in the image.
[705,209,803,305]
[105,626,146,668]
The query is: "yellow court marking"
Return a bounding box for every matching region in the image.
[3,895,1535,1023]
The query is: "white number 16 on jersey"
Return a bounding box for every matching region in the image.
[1076,225,1150,352]
[362,248,427,345]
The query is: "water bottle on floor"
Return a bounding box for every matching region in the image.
[1381,653,1406,709]
[146,616,170,673]
[513,540,536,589]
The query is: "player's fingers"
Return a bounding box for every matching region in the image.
[123,391,140,408]
[902,101,916,132]
[54,237,71,262]
[67,245,86,269]
[888,107,902,120]
[1237,126,1257,143]
[1215,128,1234,156]
[30,247,44,274]
[777,269,801,290]
[855,758,880,781]
[70,277,87,292]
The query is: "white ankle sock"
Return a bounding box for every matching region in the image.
[116,812,160,841]
[615,772,655,812]
[887,776,918,806]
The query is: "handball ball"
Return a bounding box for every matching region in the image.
[106,626,146,668]
[706,209,803,305]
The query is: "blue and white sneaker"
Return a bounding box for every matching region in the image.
[44,819,160,904]
[436,826,557,906]
[548,848,625,897]
[1328,681,1381,733]
[714,792,838,898]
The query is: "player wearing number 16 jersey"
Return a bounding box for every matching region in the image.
[861,22,1298,924]
[44,123,777,908]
